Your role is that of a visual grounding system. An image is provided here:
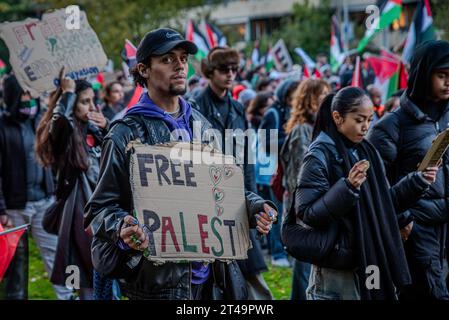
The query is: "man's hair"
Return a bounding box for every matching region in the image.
[130,58,152,88]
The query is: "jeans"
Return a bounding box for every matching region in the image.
[306,264,360,300]
[290,259,311,300]
[93,269,122,300]
[257,185,288,261]
[7,197,73,300]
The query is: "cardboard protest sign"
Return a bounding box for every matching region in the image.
[272,39,293,72]
[418,128,449,171]
[129,141,251,262]
[0,9,107,97]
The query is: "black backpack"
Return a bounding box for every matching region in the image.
[280,144,353,268]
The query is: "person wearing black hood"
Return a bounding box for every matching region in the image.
[369,40,449,300]
[0,74,72,299]
[35,69,108,299]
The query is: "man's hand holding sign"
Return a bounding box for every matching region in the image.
[120,142,276,260]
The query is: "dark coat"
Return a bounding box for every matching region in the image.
[48,92,104,288]
[295,132,429,270]
[368,94,449,299]
[280,123,313,211]
[0,75,54,213]
[368,40,449,300]
[192,86,268,276]
[85,107,271,300]
[0,112,54,212]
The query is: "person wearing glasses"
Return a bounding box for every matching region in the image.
[192,47,274,300]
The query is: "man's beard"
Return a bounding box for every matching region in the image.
[169,84,187,96]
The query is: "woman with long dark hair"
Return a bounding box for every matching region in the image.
[36,69,107,299]
[293,87,438,300]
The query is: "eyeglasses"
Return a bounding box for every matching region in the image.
[216,65,239,74]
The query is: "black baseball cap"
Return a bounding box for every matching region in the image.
[136,28,198,63]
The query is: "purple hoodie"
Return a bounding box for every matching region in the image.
[124,91,210,285]
[125,92,193,141]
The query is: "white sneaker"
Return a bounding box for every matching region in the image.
[271,257,291,268]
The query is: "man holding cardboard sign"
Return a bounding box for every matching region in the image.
[85,28,277,300]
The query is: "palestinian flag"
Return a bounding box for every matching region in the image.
[357,0,402,52]
[330,15,345,73]
[0,224,29,299]
[200,21,227,49]
[124,39,137,69]
[91,72,104,91]
[351,56,363,88]
[402,0,435,64]
[127,85,143,109]
[185,20,209,61]
[294,47,316,71]
[119,39,144,112]
[0,59,6,76]
[303,64,310,79]
[209,22,227,47]
[366,53,401,102]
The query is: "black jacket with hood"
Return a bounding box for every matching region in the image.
[0,75,54,214]
[368,40,449,299]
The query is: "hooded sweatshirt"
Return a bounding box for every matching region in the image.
[406,40,449,120]
[125,92,193,141]
[2,75,45,202]
[124,91,209,285]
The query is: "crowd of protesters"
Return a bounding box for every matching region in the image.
[1,26,449,301]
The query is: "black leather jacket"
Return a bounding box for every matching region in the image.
[85,108,271,300]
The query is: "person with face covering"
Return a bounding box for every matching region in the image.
[369,40,449,300]
[35,69,108,299]
[0,75,73,299]
[293,87,437,300]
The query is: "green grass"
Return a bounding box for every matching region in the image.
[28,238,56,300]
[262,263,293,300]
[29,238,293,300]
